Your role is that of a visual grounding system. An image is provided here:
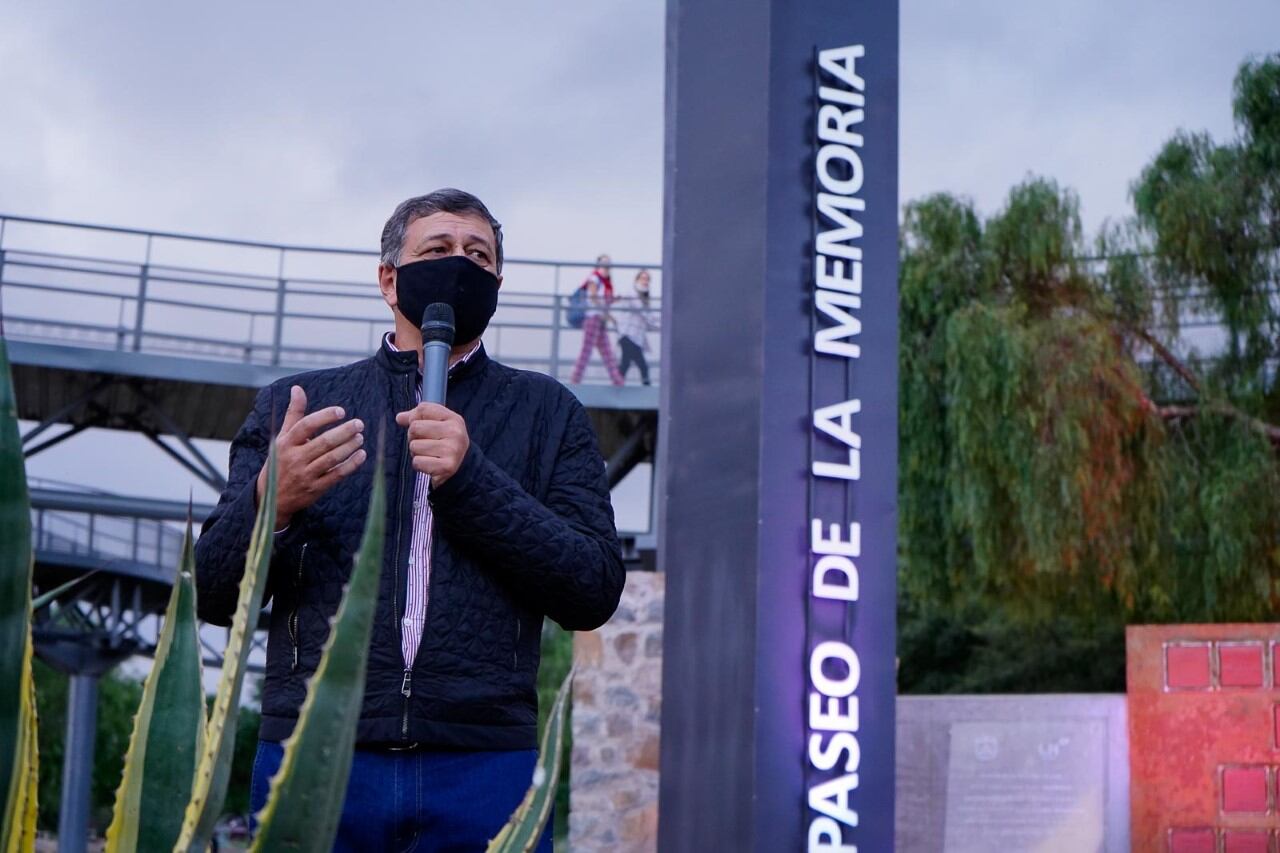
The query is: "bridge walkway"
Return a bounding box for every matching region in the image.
[1,213,661,494]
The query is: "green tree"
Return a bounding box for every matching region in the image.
[224,700,262,819]
[34,660,143,832]
[33,660,262,832]
[1133,56,1280,397]
[898,54,1280,694]
[898,193,986,608]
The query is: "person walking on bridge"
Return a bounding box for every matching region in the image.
[570,254,625,386]
[615,268,660,386]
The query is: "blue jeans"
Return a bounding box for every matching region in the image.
[250,740,553,853]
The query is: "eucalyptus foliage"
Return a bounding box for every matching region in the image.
[899,55,1280,692]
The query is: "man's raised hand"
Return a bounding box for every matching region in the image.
[256,385,366,528]
[395,402,470,488]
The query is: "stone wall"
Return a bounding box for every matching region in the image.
[569,571,664,852]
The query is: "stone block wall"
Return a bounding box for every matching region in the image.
[569,571,664,852]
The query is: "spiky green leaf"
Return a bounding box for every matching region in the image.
[106,523,204,853]
[6,633,38,853]
[251,451,385,852]
[0,336,36,851]
[30,569,99,612]
[176,448,277,852]
[487,667,574,853]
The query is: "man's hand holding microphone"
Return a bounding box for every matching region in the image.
[396,302,469,489]
[255,302,470,529]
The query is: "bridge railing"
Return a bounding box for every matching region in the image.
[29,479,269,674]
[29,479,190,584]
[29,478,654,595]
[0,214,662,387]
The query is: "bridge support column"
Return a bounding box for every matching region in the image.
[58,672,100,853]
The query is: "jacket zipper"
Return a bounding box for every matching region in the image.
[392,373,414,740]
[400,668,413,736]
[514,619,520,671]
[288,543,309,671]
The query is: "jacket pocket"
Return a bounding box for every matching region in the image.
[513,618,521,672]
[287,542,309,671]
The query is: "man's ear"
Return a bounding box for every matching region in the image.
[378,262,398,309]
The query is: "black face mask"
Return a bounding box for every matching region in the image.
[394,255,500,344]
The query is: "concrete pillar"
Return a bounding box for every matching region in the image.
[57,673,99,853]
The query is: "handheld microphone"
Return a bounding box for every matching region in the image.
[421,303,455,405]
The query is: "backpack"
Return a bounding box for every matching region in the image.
[566,284,589,329]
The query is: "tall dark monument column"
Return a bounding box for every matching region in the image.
[657,1,899,850]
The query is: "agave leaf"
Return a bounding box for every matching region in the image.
[0,337,35,850]
[176,448,277,852]
[105,522,204,853]
[252,452,386,852]
[486,666,575,853]
[6,632,38,853]
[31,569,100,612]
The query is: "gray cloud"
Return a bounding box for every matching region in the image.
[5,1,1272,258]
[900,0,1280,235]
[0,1,665,264]
[3,0,1274,503]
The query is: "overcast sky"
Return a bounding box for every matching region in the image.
[4,1,1277,517]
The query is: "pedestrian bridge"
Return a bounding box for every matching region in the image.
[27,477,654,677]
[6,211,661,676]
[4,211,665,853]
[0,213,660,483]
[28,478,251,674]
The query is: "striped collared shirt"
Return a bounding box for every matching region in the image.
[386,332,481,669]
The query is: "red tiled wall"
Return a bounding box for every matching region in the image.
[1129,625,1280,853]
[1223,830,1271,853]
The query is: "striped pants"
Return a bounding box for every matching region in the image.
[571,315,624,385]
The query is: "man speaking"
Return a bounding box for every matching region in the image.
[194,189,625,851]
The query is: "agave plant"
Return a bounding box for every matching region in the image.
[486,665,575,853]
[0,335,571,851]
[105,525,205,853]
[173,447,280,853]
[0,337,38,853]
[250,450,386,850]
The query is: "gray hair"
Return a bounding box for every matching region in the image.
[379,188,504,271]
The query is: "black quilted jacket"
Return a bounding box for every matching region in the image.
[194,340,625,749]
